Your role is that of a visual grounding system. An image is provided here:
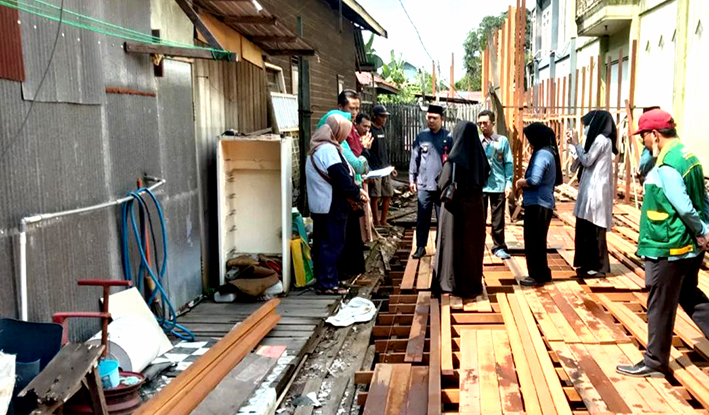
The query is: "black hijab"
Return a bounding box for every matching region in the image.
[448,121,490,188]
[582,110,618,155]
[523,122,563,186]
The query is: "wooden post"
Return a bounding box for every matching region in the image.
[574,68,580,115]
[556,78,560,116]
[296,17,310,215]
[501,24,507,108]
[605,55,612,110]
[450,52,454,98]
[597,54,603,109]
[581,66,586,119]
[624,40,639,204]
[562,76,567,116]
[481,49,487,93]
[588,56,594,110]
[617,48,624,123]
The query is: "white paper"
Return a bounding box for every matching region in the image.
[364,166,395,179]
[0,352,15,415]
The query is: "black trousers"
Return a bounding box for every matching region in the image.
[573,217,611,273]
[312,211,347,290]
[523,205,553,281]
[644,253,709,371]
[483,192,508,253]
[416,189,441,249]
[337,210,365,279]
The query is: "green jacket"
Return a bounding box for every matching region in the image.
[637,140,705,258]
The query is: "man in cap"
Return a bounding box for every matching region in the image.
[616,109,709,377]
[364,104,397,226]
[478,109,514,260]
[409,104,452,258]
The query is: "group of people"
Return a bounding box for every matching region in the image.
[305,90,397,295]
[306,95,709,379]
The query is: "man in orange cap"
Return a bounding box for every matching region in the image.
[617,109,709,377]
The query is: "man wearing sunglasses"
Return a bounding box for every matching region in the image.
[617,109,709,377]
[477,110,513,260]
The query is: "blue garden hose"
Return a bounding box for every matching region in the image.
[121,188,195,341]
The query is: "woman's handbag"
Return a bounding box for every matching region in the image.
[440,162,457,203]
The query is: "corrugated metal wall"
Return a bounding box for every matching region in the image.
[192,58,269,287]
[0,0,202,339]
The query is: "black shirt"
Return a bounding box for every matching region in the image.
[364,124,388,170]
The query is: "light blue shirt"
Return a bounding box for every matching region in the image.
[523,148,557,210]
[306,144,342,214]
[481,134,513,193]
[643,165,709,261]
[638,148,655,177]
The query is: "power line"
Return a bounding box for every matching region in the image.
[0,0,65,162]
[397,0,434,63]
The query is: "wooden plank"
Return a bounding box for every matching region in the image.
[401,258,419,291]
[533,288,581,343]
[478,330,502,415]
[416,256,433,291]
[459,329,481,414]
[544,284,598,343]
[565,344,632,414]
[429,298,442,415]
[616,342,697,414]
[441,295,454,376]
[509,292,572,415]
[587,343,669,413]
[497,294,543,414]
[553,282,618,344]
[192,346,284,414]
[384,364,412,415]
[363,364,394,415]
[563,282,631,343]
[522,289,564,342]
[491,330,524,413]
[406,366,429,415]
[550,341,610,414]
[405,292,431,363]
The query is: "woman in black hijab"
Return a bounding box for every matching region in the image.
[434,121,491,298]
[517,123,562,286]
[569,110,617,277]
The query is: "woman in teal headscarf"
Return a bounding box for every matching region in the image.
[317,110,369,278]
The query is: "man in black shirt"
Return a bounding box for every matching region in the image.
[409,104,451,258]
[364,105,397,226]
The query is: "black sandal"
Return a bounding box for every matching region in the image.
[316,287,348,295]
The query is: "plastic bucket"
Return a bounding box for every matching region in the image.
[98,359,119,389]
[87,315,161,373]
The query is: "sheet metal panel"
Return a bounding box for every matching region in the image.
[0,6,25,81]
[20,0,104,104]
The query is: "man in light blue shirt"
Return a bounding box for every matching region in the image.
[478,110,514,259]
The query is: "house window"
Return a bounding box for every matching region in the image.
[265,63,286,93]
[291,57,299,95]
[337,75,345,94]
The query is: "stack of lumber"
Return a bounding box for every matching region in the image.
[135,300,280,415]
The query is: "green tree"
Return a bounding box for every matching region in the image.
[461,10,532,91]
[365,33,384,70]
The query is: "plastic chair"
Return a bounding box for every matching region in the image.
[0,318,63,415]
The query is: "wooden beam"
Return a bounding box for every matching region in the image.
[174,0,223,50]
[252,35,297,43]
[224,16,278,25]
[124,42,236,61]
[264,49,315,56]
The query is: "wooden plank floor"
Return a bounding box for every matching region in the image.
[359,197,709,414]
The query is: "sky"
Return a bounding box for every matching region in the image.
[356,0,531,84]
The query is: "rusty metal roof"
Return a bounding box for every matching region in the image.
[193,0,315,55]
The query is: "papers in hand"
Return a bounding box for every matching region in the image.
[364,166,395,179]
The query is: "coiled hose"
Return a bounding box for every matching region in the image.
[121,188,194,341]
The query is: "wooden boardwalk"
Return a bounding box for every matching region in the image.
[357,199,709,414]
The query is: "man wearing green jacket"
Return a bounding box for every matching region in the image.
[478,110,514,259]
[617,109,709,377]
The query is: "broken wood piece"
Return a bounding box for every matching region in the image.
[440,294,454,376]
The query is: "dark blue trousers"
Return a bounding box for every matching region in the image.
[416,189,441,249]
[312,211,347,290]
